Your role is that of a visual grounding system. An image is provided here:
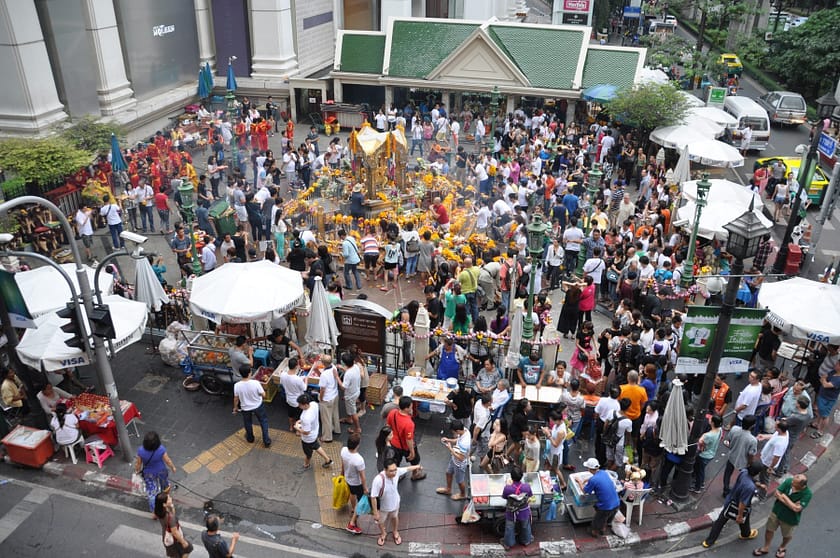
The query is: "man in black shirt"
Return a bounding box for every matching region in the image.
[202,514,239,558]
[754,325,782,370]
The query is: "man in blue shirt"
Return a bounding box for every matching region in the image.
[338,228,362,290]
[703,463,764,548]
[562,188,579,217]
[581,458,620,537]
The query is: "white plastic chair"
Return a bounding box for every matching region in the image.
[621,487,653,526]
[59,436,86,465]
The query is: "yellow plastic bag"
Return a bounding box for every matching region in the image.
[332,475,350,509]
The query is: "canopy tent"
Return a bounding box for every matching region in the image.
[582,83,618,103]
[686,139,745,168]
[306,277,339,349]
[14,264,114,318]
[650,124,715,149]
[687,106,738,127]
[16,295,148,371]
[757,278,840,344]
[678,90,706,108]
[189,260,305,323]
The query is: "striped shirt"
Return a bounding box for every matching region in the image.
[360,235,379,255]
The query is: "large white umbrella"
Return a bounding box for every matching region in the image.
[650,125,715,149]
[678,90,706,108]
[14,264,114,318]
[676,199,772,240]
[189,260,304,323]
[638,67,670,85]
[757,278,840,344]
[133,256,170,312]
[680,114,726,138]
[673,145,692,185]
[687,106,738,127]
[681,178,754,204]
[306,277,338,349]
[660,378,688,455]
[686,139,745,168]
[16,295,148,371]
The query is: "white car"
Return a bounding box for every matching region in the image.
[664,15,677,27]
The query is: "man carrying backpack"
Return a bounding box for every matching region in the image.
[501,466,533,550]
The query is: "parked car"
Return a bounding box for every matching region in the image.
[756,91,807,126]
[755,156,831,206]
[717,53,743,76]
[664,15,677,27]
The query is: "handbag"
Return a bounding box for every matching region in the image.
[355,494,372,515]
[332,475,351,509]
[606,269,620,283]
[724,500,750,521]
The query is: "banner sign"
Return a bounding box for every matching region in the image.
[676,306,767,374]
[0,270,36,329]
[819,132,837,159]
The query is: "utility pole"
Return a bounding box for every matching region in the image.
[809,163,840,262]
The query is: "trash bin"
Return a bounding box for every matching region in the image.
[209,199,236,238]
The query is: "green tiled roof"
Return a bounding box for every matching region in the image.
[488,26,583,90]
[387,21,479,78]
[581,49,640,90]
[340,34,386,74]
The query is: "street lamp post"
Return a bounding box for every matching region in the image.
[577,163,603,276]
[670,199,771,502]
[771,92,839,276]
[177,180,203,277]
[681,173,712,287]
[0,197,133,461]
[521,212,551,353]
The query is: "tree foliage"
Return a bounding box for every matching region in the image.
[0,137,93,185]
[607,82,691,135]
[60,116,125,153]
[768,7,840,100]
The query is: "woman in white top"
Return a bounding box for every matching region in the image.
[37,383,72,416]
[50,402,83,446]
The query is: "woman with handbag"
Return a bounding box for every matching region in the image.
[155,492,193,557]
[135,431,177,516]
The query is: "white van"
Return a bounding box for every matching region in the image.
[723,96,771,152]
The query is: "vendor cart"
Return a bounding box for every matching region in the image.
[565,470,621,524]
[467,470,553,535]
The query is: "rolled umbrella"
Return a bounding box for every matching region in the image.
[660,378,689,455]
[673,145,691,185]
[504,303,525,369]
[133,256,170,312]
[197,70,210,99]
[226,61,237,92]
[110,133,127,173]
[305,277,339,350]
[202,62,214,95]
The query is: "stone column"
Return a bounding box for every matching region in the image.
[194,0,216,71]
[413,306,430,374]
[566,100,576,128]
[0,0,67,134]
[541,329,561,369]
[82,0,135,116]
[381,0,412,27]
[384,86,394,110]
[250,0,298,79]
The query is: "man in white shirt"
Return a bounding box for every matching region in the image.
[132,180,155,233]
[605,399,633,470]
[450,118,460,147]
[75,204,94,262]
[493,196,513,220]
[473,157,490,196]
[201,235,217,272]
[562,219,584,277]
[471,394,493,459]
[474,117,485,146]
[594,385,621,462]
[371,459,423,547]
[758,419,789,478]
[735,369,763,424]
[474,200,491,234]
[583,246,605,290]
[599,131,615,164]
[318,354,342,442]
[341,434,367,534]
[294,393,333,472]
[280,357,307,432]
[233,367,271,447]
[99,194,124,250]
[340,352,362,435]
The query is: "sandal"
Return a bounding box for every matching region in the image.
[451,494,466,501]
[394,533,402,545]
[377,535,386,547]
[753,549,769,556]
[776,548,786,558]
[810,431,823,439]
[436,487,452,495]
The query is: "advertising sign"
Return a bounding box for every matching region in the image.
[623,6,642,18]
[562,12,589,25]
[554,0,594,26]
[334,307,386,359]
[563,0,590,11]
[0,270,35,329]
[676,306,767,374]
[819,132,838,159]
[707,87,727,108]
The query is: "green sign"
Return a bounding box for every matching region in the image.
[707,87,727,108]
[676,306,767,374]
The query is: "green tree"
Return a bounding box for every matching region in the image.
[60,116,125,153]
[768,7,840,100]
[607,82,691,144]
[0,137,93,185]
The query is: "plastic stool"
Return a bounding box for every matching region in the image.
[60,437,86,464]
[84,436,114,469]
[253,349,270,367]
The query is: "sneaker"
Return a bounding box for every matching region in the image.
[740,529,759,540]
[346,523,362,534]
[294,464,311,474]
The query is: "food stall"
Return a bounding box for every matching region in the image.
[467,470,554,532]
[72,392,142,447]
[566,470,622,524]
[400,375,454,414]
[2,426,54,468]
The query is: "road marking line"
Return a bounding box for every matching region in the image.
[0,488,49,544]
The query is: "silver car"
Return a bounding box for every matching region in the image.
[756,91,807,126]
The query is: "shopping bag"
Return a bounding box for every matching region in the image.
[461,499,481,524]
[355,494,372,515]
[332,475,350,509]
[131,472,146,496]
[611,519,630,539]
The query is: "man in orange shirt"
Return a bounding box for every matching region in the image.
[619,370,648,462]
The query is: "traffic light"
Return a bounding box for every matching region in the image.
[57,302,87,350]
[89,304,115,339]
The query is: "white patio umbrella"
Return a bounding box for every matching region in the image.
[660,378,688,455]
[687,106,738,127]
[650,124,715,149]
[680,114,726,138]
[673,145,692,185]
[638,67,670,85]
[306,277,339,349]
[16,295,148,371]
[678,90,706,108]
[14,263,114,318]
[757,278,840,344]
[133,256,169,312]
[676,198,772,240]
[189,260,304,323]
[686,139,745,168]
[682,178,759,205]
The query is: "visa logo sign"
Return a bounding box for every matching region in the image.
[61,356,88,366]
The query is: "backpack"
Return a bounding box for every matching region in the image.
[406,236,420,253]
[602,411,621,448]
[505,483,530,514]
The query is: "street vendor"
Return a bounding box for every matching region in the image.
[269,328,302,365]
[228,336,253,378]
[579,457,620,538]
[426,337,468,382]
